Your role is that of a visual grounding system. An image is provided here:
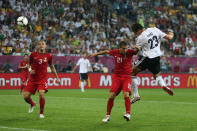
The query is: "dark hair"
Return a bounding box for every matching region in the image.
[132,23,143,33]
[24,54,28,56]
[119,41,128,48]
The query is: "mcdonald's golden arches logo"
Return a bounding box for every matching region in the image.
[187,75,197,88]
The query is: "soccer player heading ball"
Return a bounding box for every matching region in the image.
[23,41,60,118]
[89,41,139,122]
[131,23,174,104]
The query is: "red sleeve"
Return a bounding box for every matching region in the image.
[29,53,34,65]
[109,49,116,56]
[128,49,137,56]
[48,54,53,65]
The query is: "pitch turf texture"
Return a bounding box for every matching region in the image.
[0,89,197,131]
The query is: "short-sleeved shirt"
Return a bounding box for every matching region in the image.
[29,52,52,84]
[136,27,167,58]
[20,60,29,75]
[76,58,91,73]
[109,49,136,76]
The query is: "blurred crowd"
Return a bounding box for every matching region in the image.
[0,0,197,57]
[111,0,197,56]
[0,0,133,56]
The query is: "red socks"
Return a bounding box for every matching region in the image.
[40,97,45,114]
[25,97,35,106]
[124,97,131,114]
[107,98,114,115]
[106,97,130,115]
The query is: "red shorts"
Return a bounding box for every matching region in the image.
[21,75,28,83]
[25,81,48,95]
[110,75,132,95]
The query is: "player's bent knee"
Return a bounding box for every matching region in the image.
[24,94,30,100]
[23,92,30,98]
[109,95,115,99]
[109,93,116,99]
[123,92,130,98]
[39,91,45,97]
[39,93,44,97]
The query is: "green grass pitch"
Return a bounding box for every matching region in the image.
[0,89,197,131]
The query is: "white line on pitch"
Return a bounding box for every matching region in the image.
[0,126,48,131]
[0,95,197,105]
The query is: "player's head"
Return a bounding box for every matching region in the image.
[37,40,47,53]
[119,41,129,54]
[132,23,144,35]
[83,52,87,59]
[24,54,28,61]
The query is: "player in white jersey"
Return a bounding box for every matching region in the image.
[131,23,174,104]
[72,53,92,92]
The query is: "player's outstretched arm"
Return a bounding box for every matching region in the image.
[164,32,174,40]
[72,65,77,73]
[89,50,110,57]
[50,64,60,84]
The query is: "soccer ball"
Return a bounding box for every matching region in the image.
[17,16,28,26]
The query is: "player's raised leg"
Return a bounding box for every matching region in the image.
[154,74,174,96]
[131,66,142,104]
[131,76,140,103]
[39,90,45,118]
[24,91,36,113]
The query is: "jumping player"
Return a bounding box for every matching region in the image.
[90,41,139,122]
[131,23,174,104]
[23,41,60,118]
[18,54,29,94]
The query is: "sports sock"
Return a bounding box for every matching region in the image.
[106,98,114,115]
[156,76,167,87]
[84,81,87,86]
[132,76,140,98]
[124,97,131,114]
[25,97,35,106]
[81,82,84,92]
[40,97,45,114]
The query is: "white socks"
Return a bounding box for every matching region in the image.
[131,75,166,98]
[81,81,85,92]
[156,76,167,87]
[84,81,87,86]
[132,76,140,98]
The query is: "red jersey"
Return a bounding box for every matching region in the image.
[29,52,52,84]
[109,49,136,76]
[20,60,29,76]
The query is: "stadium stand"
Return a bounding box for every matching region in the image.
[0,0,197,72]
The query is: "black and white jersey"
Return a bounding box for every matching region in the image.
[136,27,167,58]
